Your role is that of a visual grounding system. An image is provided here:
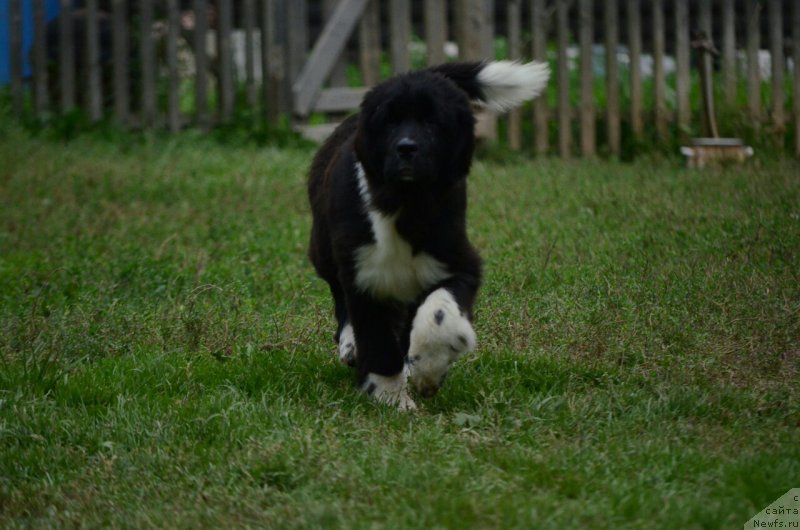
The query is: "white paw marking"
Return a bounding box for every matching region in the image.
[338,323,357,366]
[407,288,476,397]
[362,368,417,411]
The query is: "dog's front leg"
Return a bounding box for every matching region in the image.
[407,274,480,397]
[345,291,416,411]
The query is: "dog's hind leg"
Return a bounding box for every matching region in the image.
[328,281,357,367]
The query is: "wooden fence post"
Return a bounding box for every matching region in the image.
[390,0,411,74]
[605,0,620,156]
[359,0,381,86]
[579,0,595,157]
[86,0,102,122]
[10,0,23,118]
[261,0,280,125]
[675,0,690,135]
[59,0,75,112]
[746,0,761,124]
[652,0,667,141]
[768,0,785,133]
[627,0,643,142]
[244,0,257,109]
[698,0,712,137]
[557,0,571,158]
[167,0,181,132]
[425,0,447,66]
[721,0,736,108]
[507,0,522,150]
[33,0,48,118]
[112,0,128,125]
[194,0,209,129]
[219,0,234,123]
[141,0,156,127]
[531,0,548,155]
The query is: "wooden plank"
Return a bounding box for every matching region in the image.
[652,0,667,140]
[33,0,48,117]
[293,0,369,117]
[425,0,447,66]
[167,0,181,132]
[59,0,75,112]
[746,0,761,123]
[627,0,642,142]
[141,0,155,127]
[507,0,522,150]
[480,0,496,140]
[605,0,620,156]
[324,0,349,87]
[674,0,690,134]
[698,0,713,136]
[556,0,571,158]
[86,0,102,122]
[721,0,736,107]
[768,0,785,131]
[195,0,209,129]
[294,122,341,142]
[579,0,595,156]
[531,0,548,155]
[359,0,381,86]
[10,0,23,118]
[315,87,370,112]
[794,0,800,157]
[112,0,129,124]
[390,0,411,74]
[219,0,234,122]
[243,0,257,108]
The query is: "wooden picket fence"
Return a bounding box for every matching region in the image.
[6,0,800,157]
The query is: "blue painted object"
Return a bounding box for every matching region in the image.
[0,0,62,85]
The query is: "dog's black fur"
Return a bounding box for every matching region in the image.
[308,63,488,389]
[307,60,578,409]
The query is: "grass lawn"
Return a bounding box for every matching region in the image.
[0,128,798,529]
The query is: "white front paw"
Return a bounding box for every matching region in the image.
[337,324,357,366]
[407,288,476,397]
[362,370,417,411]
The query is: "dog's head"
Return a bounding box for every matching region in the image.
[355,72,476,195]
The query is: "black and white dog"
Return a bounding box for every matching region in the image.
[308,61,549,410]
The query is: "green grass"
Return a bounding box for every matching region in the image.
[0,127,798,529]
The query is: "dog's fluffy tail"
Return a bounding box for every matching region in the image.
[430,60,550,113]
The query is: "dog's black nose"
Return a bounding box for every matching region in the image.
[396,138,418,157]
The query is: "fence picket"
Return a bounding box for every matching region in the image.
[579,0,595,157]
[675,0,690,135]
[167,0,181,132]
[721,0,736,107]
[86,0,102,122]
[746,0,761,124]
[10,0,23,118]
[557,0,571,158]
[507,0,522,150]
[359,0,381,86]
[33,0,48,117]
[605,0,620,156]
[627,0,643,142]
[59,0,75,112]
[390,0,411,74]
[112,0,128,124]
[531,0,548,155]
[425,0,447,67]
[768,0,785,132]
[652,0,667,140]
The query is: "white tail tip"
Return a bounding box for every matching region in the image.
[477,60,550,113]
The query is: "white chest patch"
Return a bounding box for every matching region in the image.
[353,163,451,303]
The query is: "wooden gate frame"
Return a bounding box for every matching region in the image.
[291,0,371,141]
